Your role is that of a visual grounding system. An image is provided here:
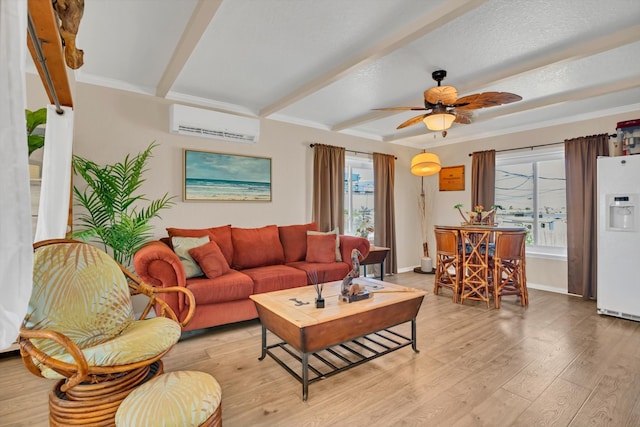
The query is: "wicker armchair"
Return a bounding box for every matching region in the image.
[18,239,196,426]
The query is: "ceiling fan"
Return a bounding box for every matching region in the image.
[375,70,522,137]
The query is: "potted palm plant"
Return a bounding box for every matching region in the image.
[26,107,47,156]
[26,108,47,179]
[71,142,174,266]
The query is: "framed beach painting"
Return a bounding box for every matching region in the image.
[183,150,272,201]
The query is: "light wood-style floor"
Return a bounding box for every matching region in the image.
[2,272,640,427]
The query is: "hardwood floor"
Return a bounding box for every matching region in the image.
[2,272,639,426]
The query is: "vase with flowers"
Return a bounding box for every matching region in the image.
[454,204,501,225]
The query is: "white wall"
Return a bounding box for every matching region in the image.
[29,77,425,272]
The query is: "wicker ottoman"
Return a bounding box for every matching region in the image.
[115,371,222,427]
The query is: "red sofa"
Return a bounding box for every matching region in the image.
[133,223,370,331]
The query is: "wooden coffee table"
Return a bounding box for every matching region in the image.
[250,278,427,400]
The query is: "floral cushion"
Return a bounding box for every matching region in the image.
[26,243,135,351]
[38,317,181,379]
[26,242,181,379]
[115,370,222,427]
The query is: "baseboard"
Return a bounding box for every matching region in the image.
[397,268,568,296]
[0,342,19,354]
[526,282,567,295]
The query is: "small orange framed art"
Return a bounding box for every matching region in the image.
[439,165,465,191]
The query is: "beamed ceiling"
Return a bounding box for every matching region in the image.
[28,0,640,149]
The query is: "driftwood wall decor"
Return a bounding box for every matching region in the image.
[54,0,85,69]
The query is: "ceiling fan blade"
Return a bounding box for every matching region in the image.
[453,109,473,124]
[397,114,427,129]
[453,92,522,110]
[424,85,457,105]
[373,107,429,111]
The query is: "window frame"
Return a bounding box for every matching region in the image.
[344,155,374,238]
[495,147,567,260]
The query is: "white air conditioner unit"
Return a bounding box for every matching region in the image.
[169,104,259,143]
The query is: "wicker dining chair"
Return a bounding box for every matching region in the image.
[434,228,462,302]
[491,230,528,308]
[459,229,492,308]
[19,239,196,426]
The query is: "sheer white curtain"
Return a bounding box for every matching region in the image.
[34,104,74,242]
[0,0,32,349]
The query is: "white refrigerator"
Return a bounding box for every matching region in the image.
[597,155,640,321]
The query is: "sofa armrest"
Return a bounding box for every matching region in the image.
[339,235,371,269]
[133,241,187,314]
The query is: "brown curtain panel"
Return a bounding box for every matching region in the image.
[373,153,397,275]
[564,134,609,299]
[312,144,345,232]
[471,150,496,209]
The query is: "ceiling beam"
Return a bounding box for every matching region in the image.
[27,0,73,107]
[334,22,640,132]
[258,0,488,118]
[156,0,223,97]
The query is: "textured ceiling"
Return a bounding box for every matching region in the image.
[60,0,640,149]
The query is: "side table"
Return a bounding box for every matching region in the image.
[360,246,390,280]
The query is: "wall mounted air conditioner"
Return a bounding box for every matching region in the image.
[169,104,259,143]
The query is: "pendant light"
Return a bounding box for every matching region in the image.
[411,151,441,176]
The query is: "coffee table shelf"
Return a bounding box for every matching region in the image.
[260,324,415,398]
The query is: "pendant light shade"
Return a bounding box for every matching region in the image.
[411,152,441,176]
[423,112,456,131]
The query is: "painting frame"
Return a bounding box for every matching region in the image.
[439,165,465,191]
[183,149,272,202]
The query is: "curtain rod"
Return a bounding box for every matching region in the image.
[27,12,64,115]
[309,144,397,159]
[467,133,617,156]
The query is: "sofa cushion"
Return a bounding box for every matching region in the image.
[288,261,350,283]
[241,265,307,294]
[278,222,319,263]
[231,225,285,269]
[171,236,210,278]
[307,228,342,261]
[166,225,233,265]
[305,233,337,263]
[185,270,254,305]
[188,241,230,279]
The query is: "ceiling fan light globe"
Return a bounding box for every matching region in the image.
[411,152,441,176]
[423,112,455,131]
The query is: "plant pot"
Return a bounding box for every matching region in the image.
[29,164,41,179]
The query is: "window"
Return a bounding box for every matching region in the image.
[495,147,566,257]
[344,156,374,239]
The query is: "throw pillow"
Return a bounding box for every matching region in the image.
[166,225,233,265]
[188,241,230,279]
[278,222,319,263]
[171,236,210,278]
[306,233,337,263]
[231,225,285,269]
[307,228,342,261]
